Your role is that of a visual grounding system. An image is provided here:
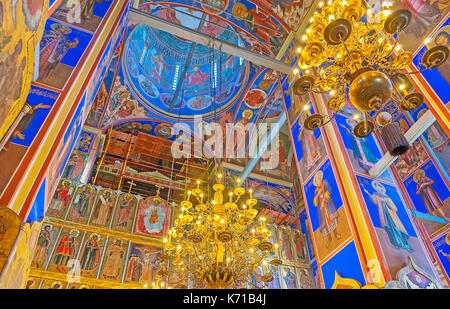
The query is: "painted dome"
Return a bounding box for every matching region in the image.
[123,6,249,121]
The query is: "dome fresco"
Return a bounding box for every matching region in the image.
[123,5,250,121]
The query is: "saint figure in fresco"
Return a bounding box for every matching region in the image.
[413,169,449,220]
[293,232,307,260]
[230,109,253,163]
[398,118,426,168]
[71,186,93,219]
[91,191,114,226]
[114,194,135,229]
[240,6,285,50]
[340,119,377,171]
[39,23,79,80]
[102,239,125,280]
[32,225,52,268]
[299,269,314,289]
[396,0,443,39]
[127,256,143,282]
[149,51,166,82]
[79,234,101,271]
[185,66,209,93]
[53,230,79,272]
[4,103,51,150]
[142,197,166,234]
[312,171,341,248]
[283,267,297,289]
[433,29,450,84]
[363,181,413,252]
[48,180,72,217]
[297,113,321,171]
[418,109,449,152]
[281,229,294,260]
[62,152,85,181]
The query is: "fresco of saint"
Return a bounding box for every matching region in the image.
[413,169,449,220]
[32,224,53,268]
[62,152,85,181]
[313,171,340,248]
[282,267,298,289]
[112,194,136,231]
[91,190,115,226]
[102,239,125,280]
[297,113,321,171]
[136,191,170,236]
[38,23,79,80]
[70,185,94,221]
[53,230,80,272]
[48,180,73,217]
[340,119,377,172]
[363,181,413,252]
[185,66,209,93]
[79,234,101,272]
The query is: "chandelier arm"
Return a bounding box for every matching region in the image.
[339,36,359,71]
[383,34,400,59]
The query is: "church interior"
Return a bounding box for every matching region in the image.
[0,0,449,290]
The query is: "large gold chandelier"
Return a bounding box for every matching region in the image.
[156,171,281,289]
[293,0,448,149]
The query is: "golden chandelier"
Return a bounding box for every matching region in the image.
[293,0,448,141]
[156,171,281,289]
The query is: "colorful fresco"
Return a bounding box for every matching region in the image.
[89,188,117,228]
[413,16,450,104]
[85,6,128,119]
[47,228,83,274]
[61,150,88,183]
[66,184,96,224]
[320,241,366,289]
[78,232,105,277]
[100,238,127,281]
[32,223,60,270]
[247,0,315,32]
[357,175,437,279]
[110,193,139,233]
[77,130,96,153]
[0,0,48,142]
[290,107,328,183]
[51,0,114,33]
[47,179,76,219]
[37,19,93,89]
[122,20,249,121]
[137,1,290,56]
[394,0,450,52]
[432,232,450,282]
[392,116,430,179]
[413,106,450,177]
[86,39,123,127]
[135,192,171,237]
[100,74,147,127]
[303,159,352,262]
[276,226,295,262]
[7,86,58,147]
[125,243,162,284]
[404,160,450,233]
[334,113,393,183]
[246,177,295,214]
[280,265,299,289]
